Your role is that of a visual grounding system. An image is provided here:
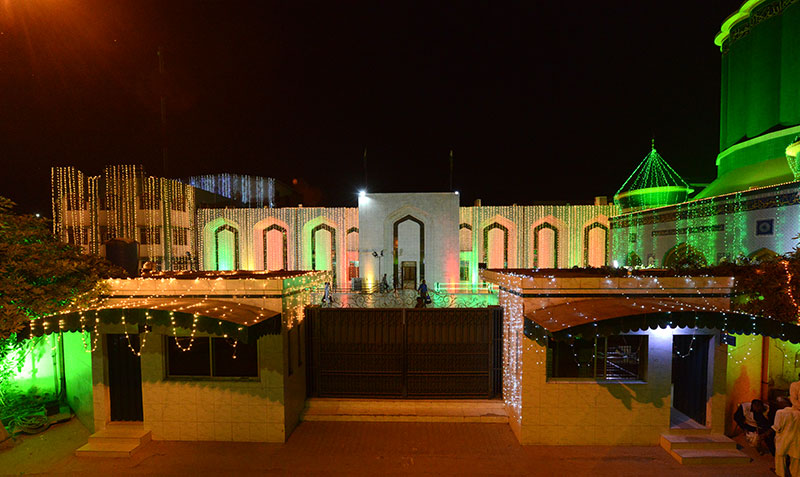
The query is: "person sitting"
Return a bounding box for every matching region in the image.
[734,399,771,453]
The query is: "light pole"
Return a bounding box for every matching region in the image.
[372,249,384,290]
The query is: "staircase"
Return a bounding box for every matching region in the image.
[75,422,151,458]
[660,432,751,465]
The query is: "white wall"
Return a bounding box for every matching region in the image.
[359,192,460,287]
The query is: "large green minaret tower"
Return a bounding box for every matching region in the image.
[698,0,800,198]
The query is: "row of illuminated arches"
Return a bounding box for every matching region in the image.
[625,244,779,268]
[458,218,610,268]
[204,214,613,280]
[205,218,360,283]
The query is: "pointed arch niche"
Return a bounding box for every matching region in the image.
[583,217,609,267]
[530,216,566,269]
[481,216,517,269]
[302,216,340,283]
[663,243,708,269]
[459,223,473,252]
[346,227,359,280]
[393,215,425,288]
[203,218,241,271]
[253,218,291,271]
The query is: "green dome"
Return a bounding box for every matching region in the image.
[614,143,693,212]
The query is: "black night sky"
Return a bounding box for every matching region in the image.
[1,1,745,214]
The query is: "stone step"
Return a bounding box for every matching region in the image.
[90,427,151,445]
[660,433,737,451]
[668,448,751,465]
[302,398,508,423]
[77,423,151,458]
[75,440,140,458]
[664,427,713,435]
[302,413,508,423]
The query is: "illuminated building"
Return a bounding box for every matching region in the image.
[52,167,616,288]
[611,0,800,268]
[19,0,800,460]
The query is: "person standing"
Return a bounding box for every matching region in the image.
[790,373,800,410]
[380,274,389,293]
[418,279,430,304]
[773,405,800,477]
[322,281,332,305]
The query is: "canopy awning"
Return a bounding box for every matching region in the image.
[29,299,281,343]
[524,297,800,344]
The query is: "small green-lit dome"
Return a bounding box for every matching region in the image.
[787,137,800,180]
[614,142,693,212]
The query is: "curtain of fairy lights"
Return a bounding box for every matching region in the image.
[51,166,198,271]
[196,207,359,286]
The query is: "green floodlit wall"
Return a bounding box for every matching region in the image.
[4,335,59,401]
[769,338,800,391]
[62,331,94,432]
[719,1,800,172]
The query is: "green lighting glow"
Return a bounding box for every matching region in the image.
[614,142,693,211]
[216,228,237,270]
[1,335,59,408]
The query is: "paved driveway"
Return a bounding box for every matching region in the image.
[0,419,775,476]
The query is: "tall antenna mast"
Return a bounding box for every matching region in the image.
[449,149,454,191]
[158,47,169,177]
[363,147,368,189]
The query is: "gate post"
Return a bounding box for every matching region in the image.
[402,308,408,398]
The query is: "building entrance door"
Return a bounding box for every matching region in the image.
[107,334,144,421]
[401,261,417,289]
[671,334,710,426]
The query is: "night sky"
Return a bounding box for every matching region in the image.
[1,1,745,214]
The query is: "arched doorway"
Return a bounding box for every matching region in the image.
[393,215,424,289]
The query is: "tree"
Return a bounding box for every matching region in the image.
[673,237,800,323]
[0,197,122,339]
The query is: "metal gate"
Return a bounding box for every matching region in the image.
[306,307,502,398]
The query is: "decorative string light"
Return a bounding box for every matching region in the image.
[783,260,800,323]
[51,165,196,271]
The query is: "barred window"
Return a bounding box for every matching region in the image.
[166,337,258,378]
[65,226,90,245]
[548,335,647,381]
[171,194,187,211]
[138,226,161,245]
[139,192,161,210]
[99,226,117,243]
[172,227,189,246]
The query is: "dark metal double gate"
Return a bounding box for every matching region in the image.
[306,307,502,398]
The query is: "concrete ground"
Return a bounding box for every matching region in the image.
[0,418,776,476]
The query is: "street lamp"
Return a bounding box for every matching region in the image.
[372,249,384,290]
